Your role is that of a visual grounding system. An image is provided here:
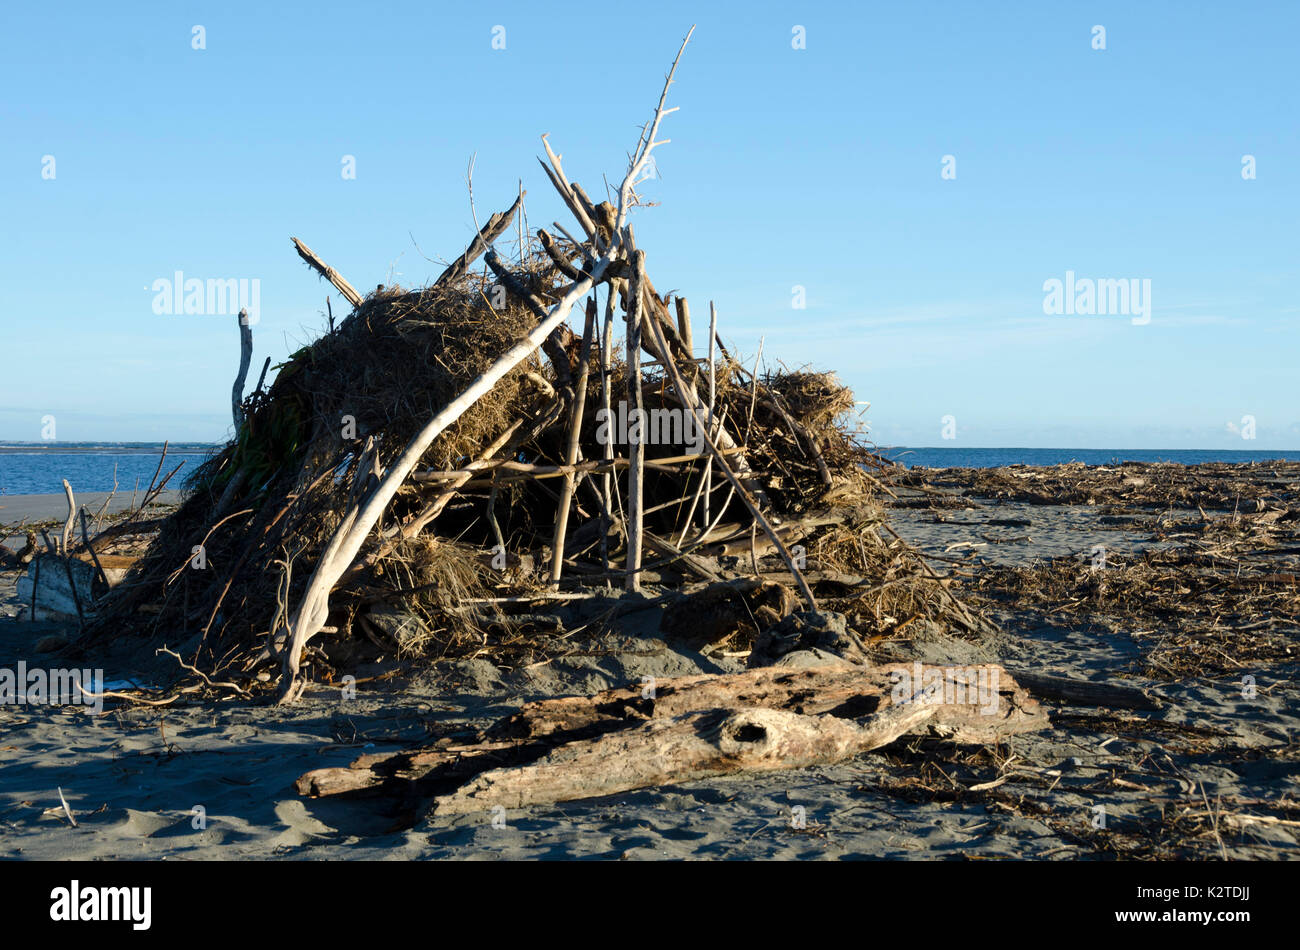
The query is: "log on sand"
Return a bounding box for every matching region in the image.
[297,662,1047,813]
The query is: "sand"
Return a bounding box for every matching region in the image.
[0,491,181,551]
[1,474,1296,860]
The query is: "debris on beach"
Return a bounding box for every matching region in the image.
[296,663,1048,815]
[80,31,992,722]
[0,32,1056,811]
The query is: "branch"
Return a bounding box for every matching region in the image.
[232,308,253,429]
[291,237,363,308]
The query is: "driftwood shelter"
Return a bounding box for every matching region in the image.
[57,30,1088,815]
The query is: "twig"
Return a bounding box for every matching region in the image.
[157,646,252,697]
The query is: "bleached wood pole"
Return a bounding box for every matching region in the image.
[231,308,253,429]
[277,263,609,702]
[600,287,616,573]
[60,479,76,556]
[704,301,718,528]
[674,296,693,360]
[549,299,596,588]
[624,250,647,592]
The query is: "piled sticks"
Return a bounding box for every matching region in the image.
[86,30,979,702]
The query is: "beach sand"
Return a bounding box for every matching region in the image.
[1,471,1295,860]
[0,491,180,550]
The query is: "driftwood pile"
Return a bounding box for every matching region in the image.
[84,31,994,713]
[51,32,1070,815]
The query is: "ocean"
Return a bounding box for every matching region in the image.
[881,447,1300,469]
[2,443,1299,495]
[0,444,216,495]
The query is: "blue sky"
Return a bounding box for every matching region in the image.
[1,1,1296,448]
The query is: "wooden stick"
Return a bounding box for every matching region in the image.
[253,355,272,397]
[537,229,584,281]
[550,299,596,588]
[600,285,616,574]
[291,237,363,308]
[614,26,695,236]
[625,250,647,592]
[60,479,76,556]
[411,449,731,483]
[436,194,523,286]
[78,507,109,592]
[484,250,574,386]
[704,301,718,528]
[538,140,599,243]
[674,296,694,360]
[231,308,253,429]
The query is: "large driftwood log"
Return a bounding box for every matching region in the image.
[430,703,936,816]
[296,662,1046,807]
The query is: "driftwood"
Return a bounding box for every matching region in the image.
[1008,670,1166,711]
[275,33,694,700]
[549,301,596,588]
[436,194,523,286]
[645,311,817,608]
[625,250,647,591]
[430,704,934,816]
[92,24,1013,743]
[277,261,611,701]
[292,237,363,308]
[231,308,253,429]
[297,662,1046,811]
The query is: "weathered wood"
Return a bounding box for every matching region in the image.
[231,308,254,429]
[430,704,935,816]
[625,250,647,592]
[436,194,523,286]
[291,237,363,308]
[483,250,574,386]
[549,300,596,588]
[674,296,694,358]
[60,480,76,556]
[277,263,610,702]
[1008,670,1166,711]
[296,663,1046,800]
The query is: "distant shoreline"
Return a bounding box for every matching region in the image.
[0,443,218,454]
